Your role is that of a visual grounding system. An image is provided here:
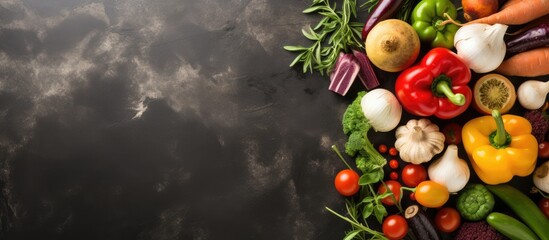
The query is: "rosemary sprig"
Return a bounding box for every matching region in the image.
[283,0,363,75]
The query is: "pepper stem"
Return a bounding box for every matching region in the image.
[439,13,464,27]
[434,19,445,31]
[434,76,466,106]
[492,110,507,146]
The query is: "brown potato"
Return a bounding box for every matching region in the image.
[365,19,420,73]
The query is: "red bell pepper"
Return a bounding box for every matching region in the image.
[395,48,472,119]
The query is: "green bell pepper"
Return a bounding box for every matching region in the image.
[411,0,460,49]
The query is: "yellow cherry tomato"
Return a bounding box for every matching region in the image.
[415,180,449,208]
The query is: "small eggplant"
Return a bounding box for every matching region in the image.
[361,0,404,41]
[506,22,549,54]
[405,205,441,240]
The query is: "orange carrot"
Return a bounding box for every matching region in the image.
[467,0,549,25]
[496,47,549,77]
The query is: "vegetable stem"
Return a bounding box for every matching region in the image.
[325,207,388,239]
[434,75,466,106]
[368,184,380,205]
[332,145,354,170]
[434,19,445,31]
[382,180,404,213]
[491,110,508,147]
[439,12,464,27]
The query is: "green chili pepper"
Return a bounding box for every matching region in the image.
[456,184,495,221]
[411,0,460,49]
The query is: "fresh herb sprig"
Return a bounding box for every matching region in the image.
[283,0,363,75]
[326,202,388,240]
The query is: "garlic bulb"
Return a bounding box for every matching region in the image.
[428,145,470,193]
[394,118,445,164]
[533,161,549,194]
[361,89,402,132]
[454,23,508,73]
[517,80,549,110]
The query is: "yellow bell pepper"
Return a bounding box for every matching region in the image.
[462,110,538,184]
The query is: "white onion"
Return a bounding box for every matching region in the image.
[360,89,402,132]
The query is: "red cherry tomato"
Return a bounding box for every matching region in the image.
[409,192,416,201]
[377,180,402,206]
[539,142,549,159]
[378,144,388,153]
[389,147,398,156]
[442,123,462,145]
[435,207,461,233]
[382,214,409,240]
[539,198,549,219]
[389,159,399,169]
[390,171,399,180]
[401,164,427,187]
[334,169,360,196]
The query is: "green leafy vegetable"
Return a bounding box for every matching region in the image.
[283,0,363,75]
[342,91,386,176]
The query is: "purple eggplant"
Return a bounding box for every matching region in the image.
[361,0,404,41]
[506,22,549,54]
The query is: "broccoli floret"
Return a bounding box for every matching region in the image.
[342,91,367,135]
[355,155,368,173]
[355,155,384,183]
[345,128,368,157]
[342,91,386,175]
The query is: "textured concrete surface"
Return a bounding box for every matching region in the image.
[0,0,351,239]
[0,0,547,239]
